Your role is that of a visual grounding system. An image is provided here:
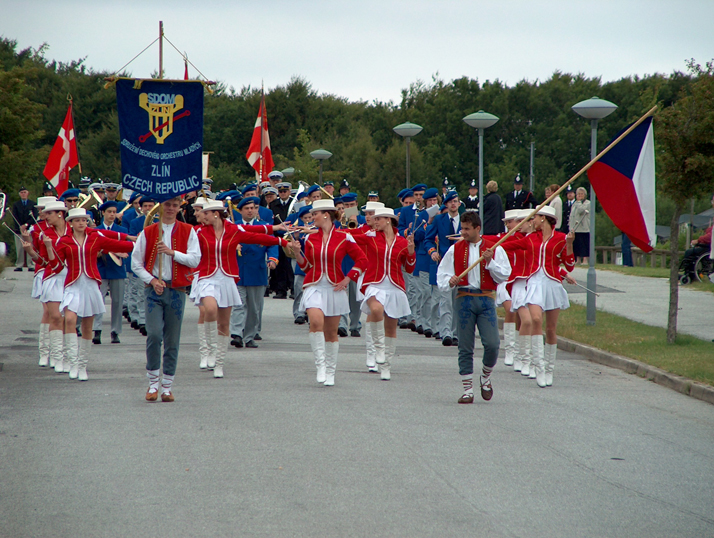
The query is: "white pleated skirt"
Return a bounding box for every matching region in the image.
[31,269,45,299]
[360,279,411,319]
[525,268,570,311]
[188,272,200,302]
[60,274,105,317]
[193,270,242,308]
[40,268,68,303]
[509,279,528,312]
[300,276,349,317]
[495,280,511,307]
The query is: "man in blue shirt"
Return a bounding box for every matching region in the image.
[92,201,129,344]
[229,197,278,348]
[425,191,461,346]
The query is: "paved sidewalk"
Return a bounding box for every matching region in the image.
[1,268,714,537]
[566,267,713,341]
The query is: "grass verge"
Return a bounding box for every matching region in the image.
[556,304,714,386]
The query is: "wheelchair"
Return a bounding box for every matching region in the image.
[679,249,713,284]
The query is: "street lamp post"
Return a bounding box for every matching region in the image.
[393,122,423,189]
[462,110,499,225]
[572,96,618,325]
[309,149,332,184]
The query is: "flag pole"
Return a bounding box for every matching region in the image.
[68,94,82,176]
[455,104,658,280]
[259,82,265,183]
[158,21,164,80]
[157,20,164,284]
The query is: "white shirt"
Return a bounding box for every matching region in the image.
[131,221,201,285]
[549,196,563,229]
[436,240,511,292]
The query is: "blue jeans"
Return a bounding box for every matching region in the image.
[144,284,186,376]
[454,292,500,376]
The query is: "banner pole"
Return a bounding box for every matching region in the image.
[454,105,658,280]
[158,21,164,79]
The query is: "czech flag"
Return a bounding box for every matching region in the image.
[588,117,656,252]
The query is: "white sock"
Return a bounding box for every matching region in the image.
[161,374,174,394]
[147,369,160,393]
[461,374,474,395]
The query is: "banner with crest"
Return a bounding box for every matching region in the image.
[116,79,203,202]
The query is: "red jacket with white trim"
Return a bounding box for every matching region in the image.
[502,230,574,282]
[351,230,415,292]
[196,221,286,281]
[298,227,368,287]
[54,231,134,287]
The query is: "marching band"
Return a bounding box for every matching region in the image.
[9,175,579,404]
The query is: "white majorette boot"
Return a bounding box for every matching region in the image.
[532,335,546,388]
[324,340,338,386]
[371,322,386,364]
[63,332,78,376]
[519,334,532,377]
[214,334,228,378]
[365,322,378,372]
[381,336,396,381]
[309,332,327,383]
[512,333,523,372]
[198,323,208,369]
[205,321,218,369]
[49,330,63,370]
[545,343,557,386]
[38,323,50,367]
[77,338,90,381]
[503,322,516,367]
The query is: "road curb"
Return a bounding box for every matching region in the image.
[496,318,714,405]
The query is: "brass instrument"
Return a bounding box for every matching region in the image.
[78,189,103,209]
[315,183,334,200]
[143,202,161,228]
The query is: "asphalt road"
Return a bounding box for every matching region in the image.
[1,268,713,538]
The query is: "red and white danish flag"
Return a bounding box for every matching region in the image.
[245,93,275,181]
[42,104,79,195]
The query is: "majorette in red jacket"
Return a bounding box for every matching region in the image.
[196,221,286,281]
[502,230,574,282]
[350,229,415,292]
[30,220,52,273]
[53,231,133,287]
[453,237,499,291]
[42,226,124,280]
[297,227,368,287]
[483,231,525,285]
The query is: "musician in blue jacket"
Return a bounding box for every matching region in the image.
[127,197,158,336]
[412,188,440,337]
[424,190,461,347]
[337,192,365,337]
[228,197,278,349]
[92,201,130,344]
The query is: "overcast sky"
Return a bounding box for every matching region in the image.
[3,0,713,103]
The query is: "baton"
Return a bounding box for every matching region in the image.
[569,280,600,297]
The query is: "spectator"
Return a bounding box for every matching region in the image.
[11,186,37,271]
[482,180,505,235]
[568,187,590,265]
[545,183,563,230]
[681,193,714,280]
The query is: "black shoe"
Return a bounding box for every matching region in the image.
[92,331,102,345]
[264,289,271,297]
[442,336,453,346]
[289,293,295,299]
[451,337,459,346]
[399,321,408,329]
[416,325,424,335]
[14,267,22,272]
[338,327,348,337]
[254,334,262,341]
[424,329,433,338]
[434,332,441,340]
[407,321,416,331]
[111,331,120,344]
[245,340,258,348]
[231,335,243,348]
[76,327,82,337]
[273,292,287,299]
[131,320,139,330]
[139,325,147,336]
[350,329,360,337]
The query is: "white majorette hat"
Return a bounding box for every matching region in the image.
[364,201,385,212]
[42,200,67,213]
[192,196,207,209]
[65,208,89,221]
[373,207,398,221]
[536,206,557,219]
[199,200,225,213]
[36,196,57,208]
[310,199,336,212]
[517,209,534,220]
[502,209,520,221]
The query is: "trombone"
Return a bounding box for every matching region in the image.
[78,189,103,209]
